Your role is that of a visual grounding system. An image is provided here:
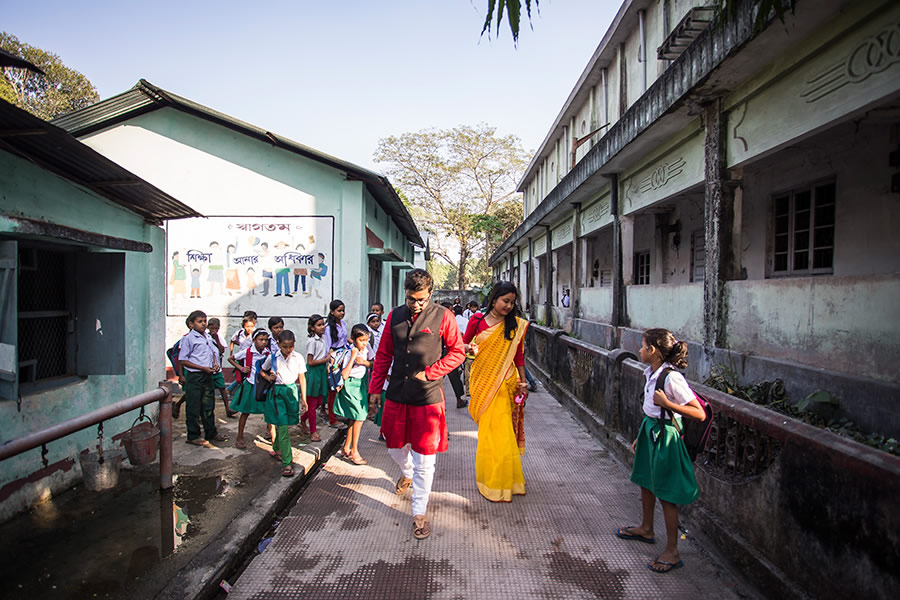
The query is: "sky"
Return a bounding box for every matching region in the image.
[4,1,620,173]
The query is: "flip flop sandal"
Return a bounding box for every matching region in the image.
[616,526,656,544]
[349,455,368,465]
[269,450,281,460]
[413,517,431,540]
[281,466,295,477]
[186,439,208,447]
[235,439,247,449]
[209,434,229,442]
[648,558,684,573]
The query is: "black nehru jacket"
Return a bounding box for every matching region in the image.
[386,301,447,406]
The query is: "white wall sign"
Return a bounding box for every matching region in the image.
[166,216,334,317]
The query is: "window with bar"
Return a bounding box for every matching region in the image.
[771,182,835,276]
[691,229,705,283]
[634,251,651,285]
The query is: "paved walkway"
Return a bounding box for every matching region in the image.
[228,383,757,599]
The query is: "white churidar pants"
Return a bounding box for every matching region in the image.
[387,444,437,517]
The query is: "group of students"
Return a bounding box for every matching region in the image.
[169,300,390,476]
[170,276,706,572]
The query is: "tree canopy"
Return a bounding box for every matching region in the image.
[0,32,99,120]
[375,124,530,290]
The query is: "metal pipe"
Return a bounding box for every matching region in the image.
[0,386,168,462]
[158,386,173,490]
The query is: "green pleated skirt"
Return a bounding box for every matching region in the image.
[306,363,329,398]
[334,377,367,421]
[264,383,300,426]
[230,381,265,414]
[630,416,699,505]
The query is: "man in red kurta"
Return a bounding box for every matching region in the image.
[368,269,465,540]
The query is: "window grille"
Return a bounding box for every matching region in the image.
[634,251,651,285]
[18,247,71,382]
[691,229,705,283]
[772,182,835,275]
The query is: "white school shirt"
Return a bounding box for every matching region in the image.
[261,350,307,385]
[342,345,375,379]
[241,346,269,381]
[462,308,473,321]
[642,362,695,419]
[306,334,328,362]
[455,314,468,335]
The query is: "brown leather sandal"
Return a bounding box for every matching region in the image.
[413,516,431,540]
[395,476,413,494]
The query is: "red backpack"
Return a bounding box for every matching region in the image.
[656,368,714,462]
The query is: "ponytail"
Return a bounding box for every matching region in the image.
[643,328,688,369]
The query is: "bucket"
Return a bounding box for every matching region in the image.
[79,449,124,491]
[123,414,160,466]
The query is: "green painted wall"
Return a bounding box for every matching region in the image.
[0,150,165,520]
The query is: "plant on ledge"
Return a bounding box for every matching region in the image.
[704,362,898,456]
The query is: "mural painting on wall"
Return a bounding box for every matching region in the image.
[166,216,334,317]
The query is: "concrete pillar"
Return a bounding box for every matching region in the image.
[340,180,365,322]
[653,213,667,284]
[571,204,581,314]
[609,174,624,328]
[702,98,737,351]
[544,225,553,326]
[526,237,533,315]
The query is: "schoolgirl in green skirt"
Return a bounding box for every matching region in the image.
[333,324,374,465]
[616,328,707,575]
[227,328,271,449]
[259,330,307,476]
[303,315,331,442]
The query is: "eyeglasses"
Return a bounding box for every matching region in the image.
[405,295,430,306]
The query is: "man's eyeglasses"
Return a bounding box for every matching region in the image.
[405,295,430,306]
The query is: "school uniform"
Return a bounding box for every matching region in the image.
[230,346,270,414]
[322,319,348,425]
[210,333,227,389]
[305,335,329,398]
[334,345,374,421]
[178,329,220,441]
[261,350,306,468]
[630,362,699,505]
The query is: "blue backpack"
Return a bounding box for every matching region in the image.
[327,347,351,391]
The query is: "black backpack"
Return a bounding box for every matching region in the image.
[656,368,714,462]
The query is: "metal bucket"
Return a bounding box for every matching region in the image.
[123,414,160,466]
[79,450,124,491]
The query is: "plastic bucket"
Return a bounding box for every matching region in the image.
[123,415,160,466]
[79,450,124,491]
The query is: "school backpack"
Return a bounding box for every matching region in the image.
[165,339,181,370]
[327,347,351,391]
[254,351,276,404]
[656,368,714,462]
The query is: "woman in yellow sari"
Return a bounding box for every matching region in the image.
[463,282,529,502]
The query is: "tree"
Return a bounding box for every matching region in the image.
[481,0,795,43]
[0,32,99,120]
[375,124,530,290]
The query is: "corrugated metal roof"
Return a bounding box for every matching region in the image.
[0,99,201,221]
[52,80,424,247]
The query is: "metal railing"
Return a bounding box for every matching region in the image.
[0,384,174,489]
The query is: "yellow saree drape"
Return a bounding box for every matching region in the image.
[468,317,529,502]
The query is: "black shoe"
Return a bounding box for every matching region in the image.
[274,293,282,297]
[285,293,293,298]
[456,398,468,409]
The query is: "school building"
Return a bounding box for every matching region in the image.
[52,79,424,349]
[490,0,900,436]
[0,98,199,519]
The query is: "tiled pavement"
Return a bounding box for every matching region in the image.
[227,383,757,599]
